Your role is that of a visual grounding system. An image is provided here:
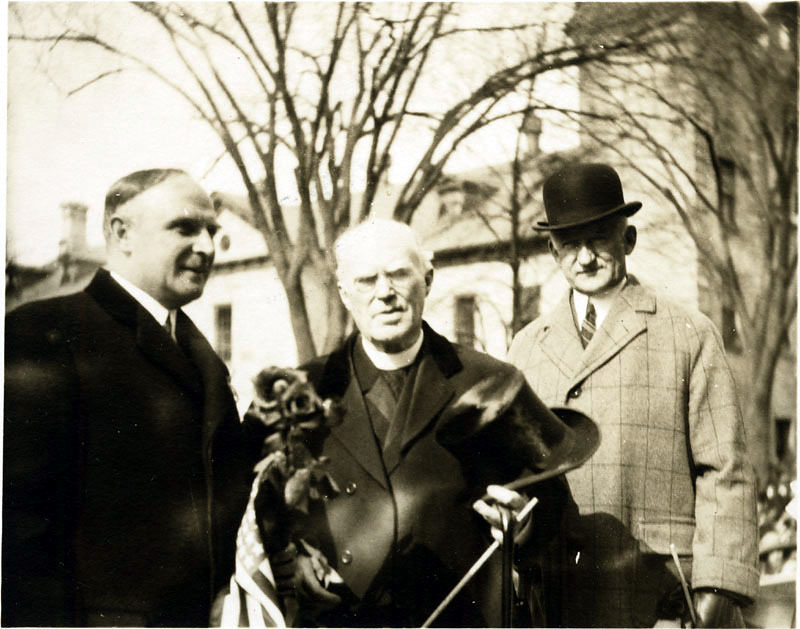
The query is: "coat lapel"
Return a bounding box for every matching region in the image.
[570,277,653,388]
[175,310,236,453]
[323,338,390,490]
[136,310,205,399]
[85,270,204,400]
[537,292,586,379]
[382,352,455,475]
[383,324,459,475]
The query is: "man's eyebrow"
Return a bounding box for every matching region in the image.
[166,216,220,229]
[385,262,414,271]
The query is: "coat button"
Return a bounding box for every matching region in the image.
[341,550,353,565]
[345,482,357,495]
[568,387,582,399]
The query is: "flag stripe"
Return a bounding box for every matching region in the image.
[218,462,287,627]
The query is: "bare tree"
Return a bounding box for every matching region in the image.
[9,2,662,360]
[561,2,797,482]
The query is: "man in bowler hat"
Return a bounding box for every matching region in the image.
[4,169,256,626]
[246,219,596,627]
[507,163,759,627]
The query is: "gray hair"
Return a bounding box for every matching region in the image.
[333,219,433,278]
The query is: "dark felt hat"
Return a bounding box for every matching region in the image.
[535,162,642,231]
[435,370,600,491]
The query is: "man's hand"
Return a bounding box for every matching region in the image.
[294,548,342,615]
[473,484,531,544]
[270,543,299,598]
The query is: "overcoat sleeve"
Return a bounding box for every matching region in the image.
[685,313,759,599]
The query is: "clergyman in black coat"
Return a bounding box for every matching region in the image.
[246,219,585,627]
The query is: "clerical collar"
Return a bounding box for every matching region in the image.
[573,276,627,329]
[360,332,424,371]
[109,269,171,328]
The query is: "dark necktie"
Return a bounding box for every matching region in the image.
[580,301,596,348]
[382,368,406,402]
[163,310,176,341]
[365,369,407,446]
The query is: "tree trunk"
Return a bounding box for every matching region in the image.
[741,342,781,489]
[284,278,318,365]
[323,294,350,355]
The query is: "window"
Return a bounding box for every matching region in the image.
[215,304,232,363]
[719,158,736,227]
[454,295,476,348]
[721,305,742,353]
[775,417,793,461]
[518,285,541,330]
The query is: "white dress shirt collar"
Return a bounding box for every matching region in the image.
[573,276,627,330]
[109,270,172,328]
[360,331,424,371]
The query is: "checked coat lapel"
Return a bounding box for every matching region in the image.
[572,281,653,388]
[537,278,652,393]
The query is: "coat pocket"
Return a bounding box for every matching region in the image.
[634,517,695,555]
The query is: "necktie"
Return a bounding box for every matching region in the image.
[580,301,596,348]
[163,310,176,342]
[382,368,407,402]
[366,369,407,446]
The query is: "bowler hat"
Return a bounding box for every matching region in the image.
[535,162,642,231]
[435,370,600,490]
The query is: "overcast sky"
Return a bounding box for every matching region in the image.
[6,2,580,266]
[7,6,230,264]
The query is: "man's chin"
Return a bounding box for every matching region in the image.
[168,282,206,307]
[368,327,417,352]
[574,275,618,295]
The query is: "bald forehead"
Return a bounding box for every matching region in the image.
[118,174,211,218]
[335,221,427,275]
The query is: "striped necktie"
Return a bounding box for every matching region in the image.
[580,301,596,348]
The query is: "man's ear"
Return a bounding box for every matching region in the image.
[548,238,559,262]
[624,225,637,255]
[337,280,352,312]
[109,216,131,253]
[424,268,434,296]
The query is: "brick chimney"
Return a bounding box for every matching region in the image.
[436,178,465,217]
[59,202,88,256]
[521,111,542,157]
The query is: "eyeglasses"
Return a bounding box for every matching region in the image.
[554,236,614,258]
[349,268,417,294]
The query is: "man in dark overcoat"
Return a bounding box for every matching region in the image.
[508,163,759,627]
[3,169,255,626]
[247,219,586,627]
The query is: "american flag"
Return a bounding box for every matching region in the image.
[217,468,287,627]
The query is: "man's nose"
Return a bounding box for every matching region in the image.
[192,229,215,257]
[374,273,395,298]
[576,244,595,265]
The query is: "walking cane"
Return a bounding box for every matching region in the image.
[421,497,539,628]
[499,506,515,627]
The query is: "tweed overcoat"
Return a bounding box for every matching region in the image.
[248,323,570,627]
[507,277,759,627]
[3,269,255,627]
